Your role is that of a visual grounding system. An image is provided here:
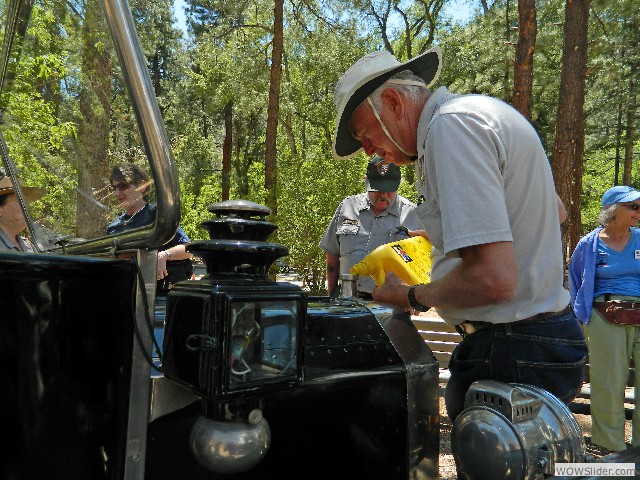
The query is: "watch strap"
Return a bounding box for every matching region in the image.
[408,284,429,312]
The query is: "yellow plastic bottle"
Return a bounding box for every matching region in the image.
[350,236,432,286]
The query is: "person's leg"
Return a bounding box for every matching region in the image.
[630,324,640,447]
[444,329,493,422]
[584,310,629,452]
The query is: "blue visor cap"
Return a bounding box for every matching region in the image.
[601,185,640,208]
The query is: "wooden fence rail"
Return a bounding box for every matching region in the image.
[411,314,460,370]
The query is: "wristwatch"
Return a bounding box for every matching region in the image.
[408,284,429,311]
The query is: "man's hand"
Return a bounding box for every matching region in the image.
[157,250,169,280]
[372,241,517,312]
[394,225,409,235]
[372,272,411,309]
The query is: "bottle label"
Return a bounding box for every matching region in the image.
[391,244,413,263]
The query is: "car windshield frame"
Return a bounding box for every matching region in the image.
[0,0,181,254]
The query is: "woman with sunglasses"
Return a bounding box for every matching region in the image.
[107,163,193,294]
[569,185,640,454]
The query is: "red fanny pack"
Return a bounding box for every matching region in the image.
[593,300,640,325]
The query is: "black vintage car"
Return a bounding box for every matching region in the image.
[0,1,634,480]
[0,1,439,479]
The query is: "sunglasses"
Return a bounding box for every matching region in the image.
[622,204,640,211]
[109,182,132,192]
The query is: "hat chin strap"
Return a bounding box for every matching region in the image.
[366,97,415,160]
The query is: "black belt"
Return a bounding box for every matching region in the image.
[454,305,572,338]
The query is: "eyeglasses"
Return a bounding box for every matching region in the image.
[622,204,640,211]
[109,182,132,192]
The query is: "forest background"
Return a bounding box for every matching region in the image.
[2,0,638,293]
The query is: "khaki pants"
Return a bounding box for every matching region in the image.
[584,295,640,451]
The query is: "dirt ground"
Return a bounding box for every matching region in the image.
[437,384,633,479]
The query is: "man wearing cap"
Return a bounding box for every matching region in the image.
[569,185,640,453]
[332,48,587,422]
[0,175,45,252]
[319,159,424,298]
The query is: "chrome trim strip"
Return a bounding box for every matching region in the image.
[123,249,157,480]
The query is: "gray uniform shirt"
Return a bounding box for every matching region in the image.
[0,229,34,252]
[415,86,568,324]
[319,193,423,293]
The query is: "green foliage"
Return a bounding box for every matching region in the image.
[396,169,419,204]
[179,175,222,240]
[1,4,79,235]
[2,0,638,285]
[581,143,640,234]
[276,151,366,293]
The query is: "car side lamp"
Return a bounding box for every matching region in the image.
[162,200,305,474]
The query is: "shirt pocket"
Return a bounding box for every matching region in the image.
[336,224,360,255]
[336,224,359,235]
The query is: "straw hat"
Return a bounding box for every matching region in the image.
[332,47,442,160]
[0,176,46,202]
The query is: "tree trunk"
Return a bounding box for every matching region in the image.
[512,0,536,119]
[264,0,284,218]
[551,0,590,264]
[614,91,624,185]
[222,102,232,201]
[623,17,638,186]
[503,0,512,100]
[77,2,111,238]
[282,113,299,164]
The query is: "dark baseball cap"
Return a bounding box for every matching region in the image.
[365,157,401,192]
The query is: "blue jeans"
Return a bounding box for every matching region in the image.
[445,310,588,422]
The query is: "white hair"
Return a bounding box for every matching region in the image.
[368,70,430,111]
[598,204,618,226]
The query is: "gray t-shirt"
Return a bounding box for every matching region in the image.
[319,193,424,293]
[415,86,568,324]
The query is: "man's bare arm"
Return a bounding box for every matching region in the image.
[372,241,518,310]
[326,254,340,296]
[556,194,567,224]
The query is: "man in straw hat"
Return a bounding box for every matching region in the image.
[0,175,45,252]
[333,48,586,422]
[319,157,424,298]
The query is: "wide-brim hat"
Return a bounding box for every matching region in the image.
[332,46,442,161]
[0,175,45,202]
[601,185,640,208]
[365,157,401,192]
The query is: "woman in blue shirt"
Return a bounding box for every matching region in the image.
[569,185,640,453]
[107,163,193,294]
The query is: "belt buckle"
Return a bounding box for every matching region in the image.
[455,322,475,337]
